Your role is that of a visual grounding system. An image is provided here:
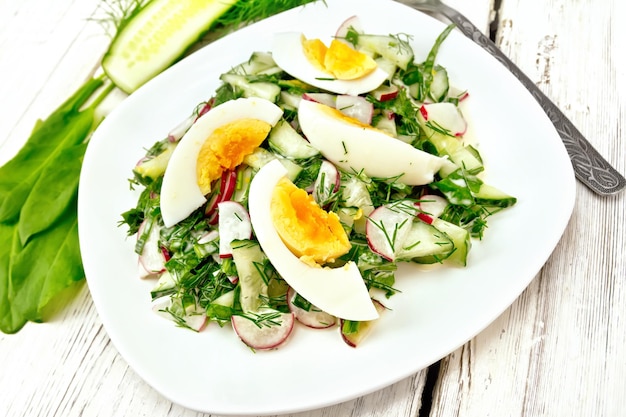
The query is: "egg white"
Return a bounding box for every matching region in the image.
[272,31,389,95]
[160,97,283,228]
[248,159,379,321]
[298,99,448,185]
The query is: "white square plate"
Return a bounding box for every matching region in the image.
[78,0,576,414]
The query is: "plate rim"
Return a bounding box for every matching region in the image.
[77,0,576,414]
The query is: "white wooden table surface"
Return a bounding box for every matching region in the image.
[1,1,625,416]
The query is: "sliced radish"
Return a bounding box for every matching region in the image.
[231,309,295,350]
[167,114,195,143]
[340,299,386,348]
[374,109,397,137]
[218,201,252,258]
[152,296,208,332]
[448,86,470,102]
[182,311,208,332]
[313,160,341,206]
[195,230,220,257]
[194,98,215,122]
[220,169,238,199]
[419,102,467,137]
[417,194,449,219]
[302,92,336,108]
[336,95,374,125]
[137,219,166,277]
[371,84,398,102]
[205,170,238,220]
[416,212,434,225]
[197,229,219,244]
[366,201,417,261]
[335,15,363,40]
[287,288,336,329]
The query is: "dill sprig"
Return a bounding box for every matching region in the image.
[90,0,151,38]
[216,0,323,29]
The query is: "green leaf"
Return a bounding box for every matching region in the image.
[0,78,102,224]
[421,23,455,95]
[18,143,88,243]
[0,223,26,333]
[0,203,84,334]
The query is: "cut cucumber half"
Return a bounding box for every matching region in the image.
[102,0,237,93]
[230,239,269,313]
[431,218,471,267]
[396,219,454,263]
[474,183,518,208]
[268,119,320,160]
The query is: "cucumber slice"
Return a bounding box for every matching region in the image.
[230,52,278,76]
[429,65,449,102]
[356,34,414,70]
[102,0,237,93]
[230,239,269,313]
[447,144,484,175]
[417,110,462,157]
[268,119,320,160]
[133,141,177,180]
[396,219,454,263]
[219,73,281,102]
[431,218,471,267]
[474,183,517,208]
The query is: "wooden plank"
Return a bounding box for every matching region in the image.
[0,0,109,165]
[0,1,496,416]
[429,0,626,415]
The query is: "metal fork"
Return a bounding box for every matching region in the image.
[396,0,625,196]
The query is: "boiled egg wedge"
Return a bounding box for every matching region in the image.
[160,97,283,227]
[272,32,389,95]
[298,99,448,185]
[248,159,379,321]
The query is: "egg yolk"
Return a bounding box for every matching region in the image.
[301,36,377,80]
[271,177,351,265]
[197,118,272,194]
[318,103,390,134]
[301,37,328,72]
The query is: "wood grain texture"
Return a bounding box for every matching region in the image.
[430,0,626,416]
[8,1,612,416]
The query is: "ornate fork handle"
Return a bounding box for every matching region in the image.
[398,0,625,195]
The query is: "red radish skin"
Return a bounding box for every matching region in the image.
[448,86,470,103]
[167,114,195,142]
[231,311,295,350]
[185,314,209,332]
[417,194,449,219]
[302,92,336,108]
[287,288,337,329]
[372,84,399,102]
[419,102,467,137]
[340,299,386,348]
[417,212,434,225]
[194,98,215,122]
[168,98,215,142]
[335,15,363,40]
[205,170,238,220]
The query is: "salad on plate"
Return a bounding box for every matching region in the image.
[119,16,517,351]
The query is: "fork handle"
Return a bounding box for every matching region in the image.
[419,3,625,195]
